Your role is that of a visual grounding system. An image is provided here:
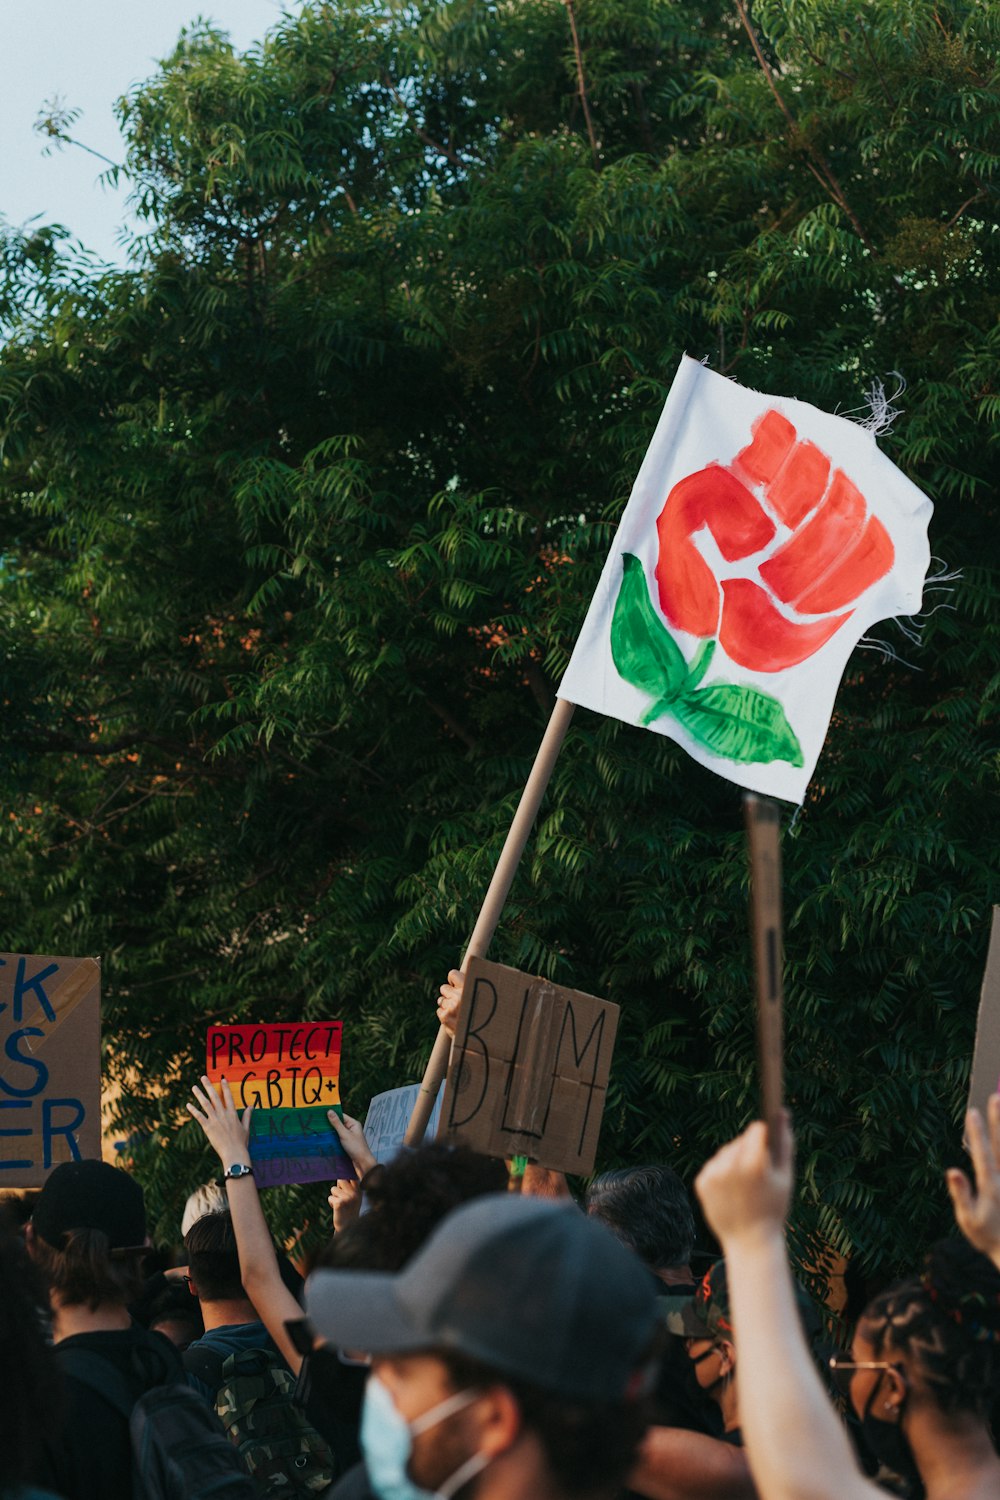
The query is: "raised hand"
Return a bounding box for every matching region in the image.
[695,1114,794,1248]
[327,1109,377,1177]
[947,1095,1000,1269]
[329,1177,362,1233]
[437,968,465,1038]
[188,1075,253,1165]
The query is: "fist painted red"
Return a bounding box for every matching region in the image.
[655,409,895,672]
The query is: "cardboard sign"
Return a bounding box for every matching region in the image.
[967,909,1000,1128]
[0,953,101,1186]
[364,1084,443,1165]
[206,1022,353,1188]
[438,958,619,1175]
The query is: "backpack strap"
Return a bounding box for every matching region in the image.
[58,1347,137,1423]
[182,1342,229,1395]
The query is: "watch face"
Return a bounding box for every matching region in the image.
[229,1163,250,1177]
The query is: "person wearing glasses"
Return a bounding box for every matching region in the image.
[694,1108,1000,1500]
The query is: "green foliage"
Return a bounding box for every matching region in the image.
[0,0,998,1285]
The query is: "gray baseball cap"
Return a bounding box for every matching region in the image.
[306,1194,659,1402]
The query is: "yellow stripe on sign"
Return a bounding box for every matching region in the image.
[229,1071,341,1111]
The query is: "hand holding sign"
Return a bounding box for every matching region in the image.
[948,1097,1000,1273]
[437,969,465,1038]
[439,958,619,1176]
[326,1109,376,1178]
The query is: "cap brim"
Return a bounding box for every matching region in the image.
[661,1297,712,1339]
[306,1269,435,1356]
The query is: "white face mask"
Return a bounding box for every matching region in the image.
[361,1373,490,1500]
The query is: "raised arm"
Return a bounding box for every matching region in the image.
[188,1076,304,1373]
[695,1118,879,1500]
[947,1095,1000,1273]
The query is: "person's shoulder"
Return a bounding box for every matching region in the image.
[58,1323,178,1354]
[58,1322,184,1390]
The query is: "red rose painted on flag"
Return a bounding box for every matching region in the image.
[609,410,895,768]
[654,409,895,672]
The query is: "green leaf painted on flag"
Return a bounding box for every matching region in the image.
[610,556,802,767]
[611,553,687,703]
[685,637,716,691]
[670,683,804,767]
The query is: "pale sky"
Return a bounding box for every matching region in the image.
[0,0,299,263]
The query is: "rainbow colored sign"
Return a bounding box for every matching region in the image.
[205,1022,353,1188]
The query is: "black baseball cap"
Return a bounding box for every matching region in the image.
[305,1195,660,1403]
[32,1159,147,1252]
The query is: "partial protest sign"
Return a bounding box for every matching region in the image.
[967,909,1000,1129]
[559,355,933,802]
[0,953,101,1186]
[206,1022,353,1188]
[365,1084,442,1165]
[438,957,619,1175]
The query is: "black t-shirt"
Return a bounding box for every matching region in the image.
[38,1325,184,1500]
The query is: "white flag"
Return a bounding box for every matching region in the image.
[559,356,933,803]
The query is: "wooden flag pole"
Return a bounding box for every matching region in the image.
[403,698,577,1146]
[744,794,784,1155]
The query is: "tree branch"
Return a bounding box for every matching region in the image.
[564,0,601,169]
[733,1,874,252]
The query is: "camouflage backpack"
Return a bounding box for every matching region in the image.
[194,1345,338,1499]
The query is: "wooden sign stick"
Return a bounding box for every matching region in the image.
[404,698,576,1146]
[744,794,784,1154]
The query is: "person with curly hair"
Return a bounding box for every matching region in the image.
[695,1111,1000,1500]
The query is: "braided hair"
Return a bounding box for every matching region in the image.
[861,1237,1000,1420]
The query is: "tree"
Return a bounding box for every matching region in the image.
[0,0,998,1277]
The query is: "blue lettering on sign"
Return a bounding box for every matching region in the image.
[0,1099,33,1170]
[12,959,60,1024]
[43,1099,86,1168]
[0,1028,49,1098]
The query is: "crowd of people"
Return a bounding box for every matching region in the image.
[3,979,1000,1500]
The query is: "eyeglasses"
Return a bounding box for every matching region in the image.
[827,1354,903,1399]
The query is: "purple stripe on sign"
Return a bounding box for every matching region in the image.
[248,1106,353,1187]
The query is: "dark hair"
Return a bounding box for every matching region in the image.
[184,1211,245,1303]
[862,1238,1000,1420]
[31,1225,146,1310]
[320,1143,507,1272]
[146,1283,205,1348]
[0,1211,61,1489]
[585,1165,695,1271]
[439,1349,650,1498]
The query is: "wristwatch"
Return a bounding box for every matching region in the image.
[221,1162,254,1181]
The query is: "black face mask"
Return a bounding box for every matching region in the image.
[860,1382,923,1498]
